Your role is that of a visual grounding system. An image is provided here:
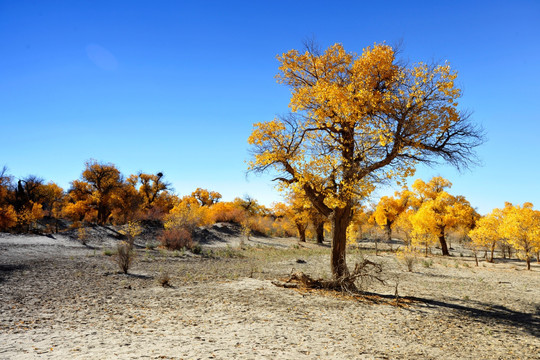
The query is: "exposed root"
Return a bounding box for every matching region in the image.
[273,258,386,294]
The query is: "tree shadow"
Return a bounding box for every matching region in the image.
[0,264,28,283]
[96,224,126,239]
[102,271,153,280]
[364,291,540,338]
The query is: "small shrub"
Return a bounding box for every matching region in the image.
[116,241,134,274]
[78,227,88,246]
[159,228,193,251]
[103,248,115,256]
[172,250,183,257]
[191,243,202,255]
[422,259,433,268]
[209,203,246,224]
[241,221,251,242]
[145,241,157,250]
[143,250,155,262]
[396,247,418,272]
[120,221,143,247]
[157,269,172,287]
[213,245,243,258]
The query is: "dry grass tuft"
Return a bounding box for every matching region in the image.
[115,241,134,274]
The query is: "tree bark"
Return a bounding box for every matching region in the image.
[295,222,306,242]
[385,223,392,243]
[438,233,450,256]
[331,207,352,279]
[315,222,324,244]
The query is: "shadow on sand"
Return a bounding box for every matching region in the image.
[363,291,540,338]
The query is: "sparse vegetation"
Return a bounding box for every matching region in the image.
[159,227,193,251]
[115,241,134,274]
[396,247,418,272]
[422,259,433,268]
[77,227,89,246]
[157,268,172,287]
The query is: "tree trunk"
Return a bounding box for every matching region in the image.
[490,244,496,263]
[331,207,352,279]
[315,222,324,244]
[438,233,450,256]
[385,223,392,243]
[385,223,393,251]
[526,255,531,270]
[98,203,106,225]
[296,222,306,242]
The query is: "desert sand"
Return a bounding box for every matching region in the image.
[0,228,539,359]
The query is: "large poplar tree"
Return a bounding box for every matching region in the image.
[248,43,483,280]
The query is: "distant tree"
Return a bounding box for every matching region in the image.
[111,182,143,224]
[270,202,297,237]
[372,187,412,244]
[469,207,506,262]
[0,205,17,230]
[411,177,476,255]
[191,188,222,207]
[164,195,211,234]
[137,172,171,209]
[499,202,540,270]
[393,209,415,247]
[310,210,327,244]
[64,179,96,223]
[67,160,123,225]
[0,167,17,230]
[38,182,65,232]
[233,195,268,216]
[286,191,311,242]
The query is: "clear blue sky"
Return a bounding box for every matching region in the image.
[1,1,539,214]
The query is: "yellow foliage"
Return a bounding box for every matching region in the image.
[16,202,44,230]
[372,188,412,241]
[191,188,222,206]
[164,197,211,231]
[63,200,96,223]
[0,205,18,230]
[498,202,540,269]
[207,201,246,224]
[393,209,414,246]
[120,221,143,245]
[396,247,419,271]
[248,41,479,276]
[469,208,504,261]
[346,223,361,245]
[410,177,476,255]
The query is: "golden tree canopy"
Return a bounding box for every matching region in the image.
[249,43,482,216]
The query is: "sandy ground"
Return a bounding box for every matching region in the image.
[0,231,539,360]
